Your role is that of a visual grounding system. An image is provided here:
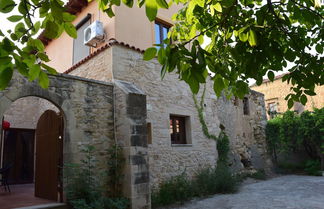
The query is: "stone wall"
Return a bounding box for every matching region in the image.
[68,47,113,82]
[213,90,272,173]
[68,44,272,188]
[114,80,150,209]
[111,45,219,187]
[0,73,114,170]
[0,73,151,209]
[251,77,324,119]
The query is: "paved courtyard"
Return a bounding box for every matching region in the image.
[171,175,324,209]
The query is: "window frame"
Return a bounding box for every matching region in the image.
[170,115,188,145]
[243,97,250,115]
[72,14,91,65]
[154,19,172,46]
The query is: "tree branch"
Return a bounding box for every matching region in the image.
[290,0,324,20]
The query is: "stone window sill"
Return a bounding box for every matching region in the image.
[171,144,193,148]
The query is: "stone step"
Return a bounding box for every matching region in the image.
[13,203,69,209]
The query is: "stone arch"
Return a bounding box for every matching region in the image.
[0,83,74,147]
[0,73,116,205]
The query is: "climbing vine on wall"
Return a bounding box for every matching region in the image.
[192,85,230,164]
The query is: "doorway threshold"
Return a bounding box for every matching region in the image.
[13,203,68,209]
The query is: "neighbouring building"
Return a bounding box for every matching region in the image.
[251,74,324,119]
[0,0,272,208]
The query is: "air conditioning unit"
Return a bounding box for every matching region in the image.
[84,21,105,47]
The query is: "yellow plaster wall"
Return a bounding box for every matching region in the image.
[251,78,324,118]
[44,1,180,73]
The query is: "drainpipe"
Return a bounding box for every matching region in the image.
[0,117,4,167]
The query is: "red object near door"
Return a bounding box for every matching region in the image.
[2,120,10,130]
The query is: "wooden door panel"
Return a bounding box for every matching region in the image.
[35,110,63,201]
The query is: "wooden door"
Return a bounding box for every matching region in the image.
[35,110,63,201]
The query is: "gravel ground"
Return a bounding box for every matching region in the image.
[168,175,324,209]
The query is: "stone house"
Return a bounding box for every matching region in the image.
[251,73,324,119]
[0,0,272,208]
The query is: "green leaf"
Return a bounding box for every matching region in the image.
[37,52,50,62]
[7,15,23,22]
[44,21,59,39]
[236,81,248,98]
[0,67,13,90]
[213,3,222,13]
[32,21,41,35]
[287,99,294,109]
[188,78,199,94]
[104,8,115,17]
[315,44,323,54]
[158,48,166,64]
[213,75,225,97]
[41,63,58,75]
[39,71,49,88]
[304,90,316,96]
[300,94,307,105]
[267,71,275,82]
[248,29,257,47]
[145,0,158,22]
[143,47,157,60]
[239,32,249,42]
[62,12,76,22]
[156,0,168,9]
[64,22,77,38]
[29,39,45,51]
[122,0,134,7]
[28,65,41,81]
[0,0,15,13]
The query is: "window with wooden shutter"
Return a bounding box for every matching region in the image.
[170,115,187,144]
[72,15,91,64]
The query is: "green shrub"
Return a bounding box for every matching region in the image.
[211,163,239,193]
[304,160,322,176]
[151,173,193,207]
[152,164,239,208]
[248,169,267,180]
[64,145,129,209]
[217,133,230,164]
[276,161,306,174]
[266,108,324,171]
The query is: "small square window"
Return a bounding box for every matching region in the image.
[268,102,278,119]
[243,97,249,115]
[170,115,187,144]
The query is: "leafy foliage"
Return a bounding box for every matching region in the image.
[304,159,322,176]
[0,0,323,106]
[266,108,324,172]
[140,0,324,107]
[151,165,239,208]
[64,145,129,209]
[0,0,77,89]
[106,144,126,197]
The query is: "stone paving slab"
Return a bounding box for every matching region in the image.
[170,175,324,209]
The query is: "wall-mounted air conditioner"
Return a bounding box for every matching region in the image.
[84,21,105,47]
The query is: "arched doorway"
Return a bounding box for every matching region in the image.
[0,73,115,208]
[0,96,64,206]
